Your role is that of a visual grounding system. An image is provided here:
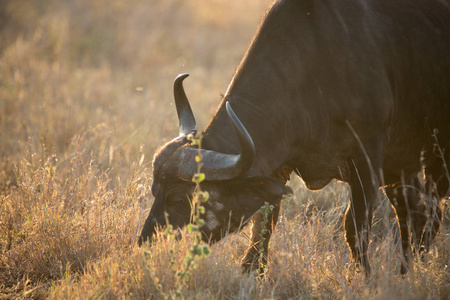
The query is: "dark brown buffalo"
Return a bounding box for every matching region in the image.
[139,0,450,275]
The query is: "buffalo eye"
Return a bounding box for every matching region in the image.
[167,194,191,212]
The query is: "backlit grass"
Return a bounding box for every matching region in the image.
[1,1,449,299]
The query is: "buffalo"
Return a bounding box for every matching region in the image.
[139,0,450,276]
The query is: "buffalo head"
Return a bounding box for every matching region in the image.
[138,74,287,245]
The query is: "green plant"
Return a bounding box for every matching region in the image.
[174,133,211,298]
[143,133,212,299]
[256,202,274,278]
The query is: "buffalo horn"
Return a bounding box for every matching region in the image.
[179,102,255,181]
[174,73,197,137]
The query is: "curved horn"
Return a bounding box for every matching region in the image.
[179,102,255,181]
[225,102,255,175]
[174,73,197,137]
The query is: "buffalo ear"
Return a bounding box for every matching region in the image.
[236,177,287,212]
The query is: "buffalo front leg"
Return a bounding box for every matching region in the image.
[344,159,379,276]
[241,203,280,275]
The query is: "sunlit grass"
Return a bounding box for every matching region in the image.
[0,0,449,299]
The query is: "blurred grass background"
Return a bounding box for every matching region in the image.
[0,0,449,299]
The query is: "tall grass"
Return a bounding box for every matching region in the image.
[1,0,449,299]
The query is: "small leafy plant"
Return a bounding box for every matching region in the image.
[256,202,274,277]
[142,133,211,299]
[174,133,211,298]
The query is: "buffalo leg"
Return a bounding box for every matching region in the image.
[241,203,280,274]
[421,152,447,251]
[344,159,379,276]
[385,151,447,275]
[385,176,422,275]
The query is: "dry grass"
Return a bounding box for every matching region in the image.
[0,0,449,299]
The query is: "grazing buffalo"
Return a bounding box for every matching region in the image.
[139,0,450,275]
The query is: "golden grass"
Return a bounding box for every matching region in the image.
[1,0,449,299]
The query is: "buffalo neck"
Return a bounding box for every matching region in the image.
[200,1,320,179]
[201,57,309,179]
